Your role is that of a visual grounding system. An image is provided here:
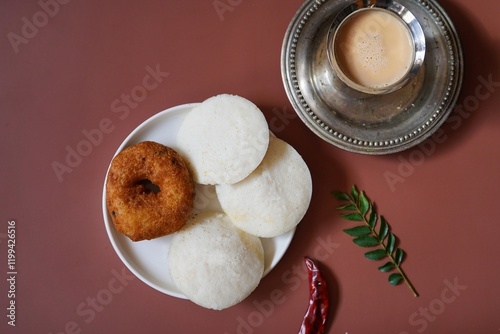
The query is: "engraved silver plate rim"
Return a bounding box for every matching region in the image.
[281,0,464,155]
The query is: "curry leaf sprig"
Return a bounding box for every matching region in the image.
[333,185,418,297]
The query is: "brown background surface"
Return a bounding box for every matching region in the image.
[1,0,500,333]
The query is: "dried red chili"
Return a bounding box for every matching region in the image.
[298,257,329,334]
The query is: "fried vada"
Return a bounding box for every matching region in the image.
[106,141,195,241]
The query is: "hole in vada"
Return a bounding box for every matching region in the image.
[135,179,161,194]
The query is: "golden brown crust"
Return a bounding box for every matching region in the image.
[106,141,195,241]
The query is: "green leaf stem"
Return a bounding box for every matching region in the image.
[333,185,418,297]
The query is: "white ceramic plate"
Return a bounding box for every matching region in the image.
[102,103,295,299]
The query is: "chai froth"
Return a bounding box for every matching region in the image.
[333,8,414,91]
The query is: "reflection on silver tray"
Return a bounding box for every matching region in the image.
[281,0,463,154]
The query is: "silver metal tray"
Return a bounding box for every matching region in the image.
[281,0,463,154]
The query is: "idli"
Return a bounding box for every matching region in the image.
[168,211,264,310]
[216,136,312,238]
[176,94,269,185]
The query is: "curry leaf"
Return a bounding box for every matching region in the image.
[379,216,389,242]
[395,248,405,266]
[332,191,350,201]
[353,235,379,247]
[342,213,364,221]
[388,273,404,286]
[343,226,372,237]
[386,233,396,255]
[350,185,359,203]
[365,249,387,260]
[333,185,418,297]
[368,209,378,229]
[359,191,370,216]
[378,262,395,272]
[337,204,357,211]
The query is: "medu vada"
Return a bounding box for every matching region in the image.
[106,141,195,241]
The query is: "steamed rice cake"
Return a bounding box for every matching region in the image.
[216,136,312,238]
[168,211,264,310]
[176,94,269,185]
